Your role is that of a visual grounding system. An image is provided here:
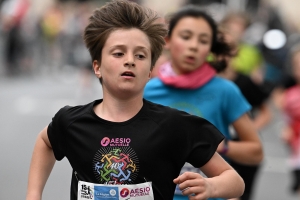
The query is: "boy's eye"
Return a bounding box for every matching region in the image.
[113,52,124,57]
[136,54,145,59]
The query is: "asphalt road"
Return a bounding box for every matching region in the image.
[0,69,298,200]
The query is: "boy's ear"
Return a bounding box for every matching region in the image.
[93,60,101,78]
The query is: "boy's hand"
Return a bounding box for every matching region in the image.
[174,172,213,200]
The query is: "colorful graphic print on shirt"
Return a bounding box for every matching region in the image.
[93,137,139,185]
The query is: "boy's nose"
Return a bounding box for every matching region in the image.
[124,61,135,67]
[124,55,135,67]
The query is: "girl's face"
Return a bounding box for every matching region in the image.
[166,17,212,74]
[292,51,300,83]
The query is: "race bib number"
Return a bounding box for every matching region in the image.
[78,181,154,200]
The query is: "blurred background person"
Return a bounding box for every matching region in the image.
[219,17,272,200]
[257,3,289,89]
[220,11,264,84]
[280,46,300,197]
[38,1,63,73]
[0,0,30,76]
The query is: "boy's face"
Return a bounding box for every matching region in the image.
[94,28,152,98]
[224,19,246,43]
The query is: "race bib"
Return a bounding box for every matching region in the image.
[78,181,154,200]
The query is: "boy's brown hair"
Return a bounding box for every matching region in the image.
[220,11,251,30]
[83,0,167,69]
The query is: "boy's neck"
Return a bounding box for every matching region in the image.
[94,95,143,122]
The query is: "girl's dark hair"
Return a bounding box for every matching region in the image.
[167,5,234,72]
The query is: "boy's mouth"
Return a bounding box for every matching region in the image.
[121,71,135,77]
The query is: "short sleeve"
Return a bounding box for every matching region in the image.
[185,116,224,168]
[47,106,70,161]
[222,80,251,124]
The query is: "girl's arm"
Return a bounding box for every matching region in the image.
[26,126,56,200]
[221,113,263,165]
[174,152,244,199]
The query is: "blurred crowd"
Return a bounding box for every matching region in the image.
[2,0,300,199]
[0,0,103,76]
[0,0,299,84]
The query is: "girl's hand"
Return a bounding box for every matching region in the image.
[174,172,213,200]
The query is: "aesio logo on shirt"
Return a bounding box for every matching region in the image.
[101,137,131,147]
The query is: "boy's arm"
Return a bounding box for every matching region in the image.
[174,153,244,199]
[26,126,56,200]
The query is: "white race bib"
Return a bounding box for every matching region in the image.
[78,181,154,200]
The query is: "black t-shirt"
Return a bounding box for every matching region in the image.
[233,73,270,109]
[279,74,297,89]
[48,99,224,200]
